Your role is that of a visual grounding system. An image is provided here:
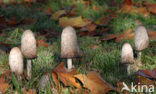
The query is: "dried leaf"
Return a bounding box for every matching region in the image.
[145,3,156,14]
[75,71,114,94]
[0,75,9,93]
[95,16,110,26]
[36,40,49,47]
[135,68,156,79]
[52,62,81,88]
[7,17,19,26]
[136,76,156,88]
[51,10,66,20]
[59,16,91,28]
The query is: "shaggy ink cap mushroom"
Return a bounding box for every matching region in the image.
[134,26,149,51]
[21,30,37,59]
[61,26,82,58]
[9,47,24,75]
[121,43,134,64]
[61,26,82,70]
[21,30,37,79]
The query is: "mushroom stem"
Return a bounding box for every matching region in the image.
[67,58,72,70]
[27,59,31,79]
[137,51,142,66]
[127,64,131,75]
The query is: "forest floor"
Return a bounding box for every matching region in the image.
[0,0,156,94]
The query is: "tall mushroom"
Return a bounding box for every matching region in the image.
[21,30,36,79]
[121,43,134,75]
[61,26,82,70]
[9,47,23,79]
[134,26,149,66]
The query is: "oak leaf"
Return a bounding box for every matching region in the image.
[74,71,114,94]
[52,62,81,88]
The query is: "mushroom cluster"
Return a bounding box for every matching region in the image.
[8,29,36,80]
[121,25,149,74]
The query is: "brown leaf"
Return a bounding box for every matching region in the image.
[85,23,97,32]
[95,16,110,26]
[135,68,156,79]
[135,76,156,88]
[74,71,114,94]
[0,75,9,93]
[144,3,156,14]
[7,17,19,26]
[51,10,66,20]
[52,72,60,89]
[36,40,49,47]
[101,28,156,42]
[21,18,35,25]
[52,62,81,88]
[45,8,52,15]
[59,16,91,28]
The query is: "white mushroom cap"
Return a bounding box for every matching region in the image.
[9,47,24,75]
[121,43,134,64]
[61,26,82,58]
[21,30,36,59]
[134,26,149,51]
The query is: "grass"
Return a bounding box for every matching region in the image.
[0,0,156,94]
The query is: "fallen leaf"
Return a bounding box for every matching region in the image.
[0,75,9,93]
[36,40,49,47]
[21,18,35,25]
[7,17,19,26]
[135,68,156,79]
[101,29,156,42]
[135,76,156,88]
[144,3,156,14]
[52,62,81,88]
[59,16,91,28]
[95,16,110,26]
[45,8,52,15]
[74,71,114,94]
[51,10,66,20]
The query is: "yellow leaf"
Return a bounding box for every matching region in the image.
[59,16,91,28]
[51,10,66,20]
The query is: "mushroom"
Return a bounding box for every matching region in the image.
[134,26,149,66]
[61,26,82,70]
[121,43,134,75]
[9,47,23,79]
[21,30,36,79]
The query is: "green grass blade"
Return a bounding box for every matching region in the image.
[11,72,22,94]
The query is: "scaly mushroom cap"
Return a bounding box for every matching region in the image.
[61,26,82,58]
[134,26,149,51]
[121,43,134,64]
[9,47,23,75]
[21,30,36,59]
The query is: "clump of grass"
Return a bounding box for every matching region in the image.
[110,14,137,34]
[32,46,55,77]
[141,41,156,70]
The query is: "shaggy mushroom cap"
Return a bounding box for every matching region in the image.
[134,26,149,51]
[9,47,24,75]
[121,43,134,64]
[61,26,82,58]
[21,30,36,59]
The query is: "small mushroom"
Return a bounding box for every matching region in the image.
[21,30,37,79]
[121,43,134,75]
[134,26,149,66]
[9,47,23,78]
[61,26,82,70]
